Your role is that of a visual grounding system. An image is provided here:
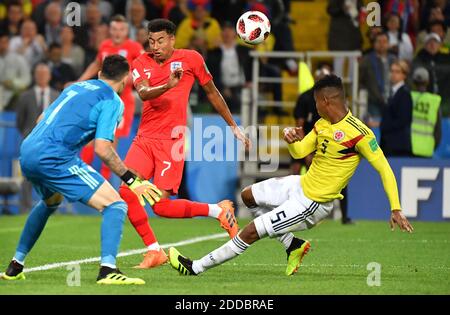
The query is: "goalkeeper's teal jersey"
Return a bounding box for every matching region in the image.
[21,79,124,165]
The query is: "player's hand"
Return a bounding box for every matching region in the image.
[232,125,251,150]
[128,178,163,207]
[166,68,183,89]
[390,210,414,233]
[283,127,304,144]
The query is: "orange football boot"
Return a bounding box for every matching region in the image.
[134,248,168,269]
[217,200,239,238]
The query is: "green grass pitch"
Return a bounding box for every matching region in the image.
[0,215,449,294]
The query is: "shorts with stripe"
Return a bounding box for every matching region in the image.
[22,157,105,203]
[251,175,333,237]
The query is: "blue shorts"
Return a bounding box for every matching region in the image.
[21,157,105,204]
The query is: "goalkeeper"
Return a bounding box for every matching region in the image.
[1,55,161,285]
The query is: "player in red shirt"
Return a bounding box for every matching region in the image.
[78,15,144,180]
[119,19,251,268]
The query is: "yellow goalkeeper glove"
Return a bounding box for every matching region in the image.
[128,177,163,207]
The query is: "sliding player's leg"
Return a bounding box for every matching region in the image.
[241,182,298,252]
[169,177,333,276]
[119,137,167,269]
[151,138,238,238]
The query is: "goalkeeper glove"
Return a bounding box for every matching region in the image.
[122,171,163,206]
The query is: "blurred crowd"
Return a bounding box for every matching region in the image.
[0,0,449,161]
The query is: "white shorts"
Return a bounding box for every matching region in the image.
[251,175,333,237]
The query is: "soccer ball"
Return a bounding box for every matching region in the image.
[236,11,271,45]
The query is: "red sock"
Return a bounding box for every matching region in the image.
[119,185,158,247]
[153,199,209,218]
[100,163,111,180]
[80,144,94,164]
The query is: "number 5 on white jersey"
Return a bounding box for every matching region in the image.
[161,161,171,176]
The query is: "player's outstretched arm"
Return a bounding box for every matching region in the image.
[368,156,414,233]
[94,139,162,206]
[202,80,251,149]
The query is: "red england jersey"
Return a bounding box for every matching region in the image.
[131,49,213,139]
[96,38,144,95]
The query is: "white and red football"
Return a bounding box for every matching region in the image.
[236,11,271,45]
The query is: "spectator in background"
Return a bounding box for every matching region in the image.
[9,19,46,69]
[359,32,397,117]
[125,0,162,22]
[136,26,150,51]
[327,0,363,79]
[127,0,149,41]
[206,21,252,114]
[31,0,65,32]
[380,60,413,157]
[73,3,105,52]
[60,25,85,77]
[412,33,450,96]
[384,12,414,62]
[362,25,384,55]
[292,63,353,224]
[16,63,58,139]
[421,0,450,30]
[0,1,25,37]
[40,1,62,45]
[175,0,221,50]
[166,0,190,29]
[416,20,450,54]
[0,32,31,111]
[382,0,419,43]
[45,42,76,91]
[16,63,58,214]
[80,0,113,24]
[410,67,442,158]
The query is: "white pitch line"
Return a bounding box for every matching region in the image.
[20,232,228,273]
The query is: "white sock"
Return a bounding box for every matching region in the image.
[13,257,24,266]
[147,242,161,251]
[192,235,250,274]
[277,233,294,250]
[208,204,222,218]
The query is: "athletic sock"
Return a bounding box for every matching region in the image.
[192,235,250,274]
[119,185,158,246]
[277,233,295,250]
[147,242,161,251]
[100,201,127,268]
[207,204,222,218]
[14,201,59,263]
[153,198,209,218]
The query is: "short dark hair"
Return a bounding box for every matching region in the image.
[374,31,389,42]
[100,54,130,81]
[313,74,344,94]
[427,19,447,34]
[48,42,62,51]
[147,19,176,35]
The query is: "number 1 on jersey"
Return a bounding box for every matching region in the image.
[46,90,78,125]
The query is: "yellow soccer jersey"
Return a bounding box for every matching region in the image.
[288,111,401,210]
